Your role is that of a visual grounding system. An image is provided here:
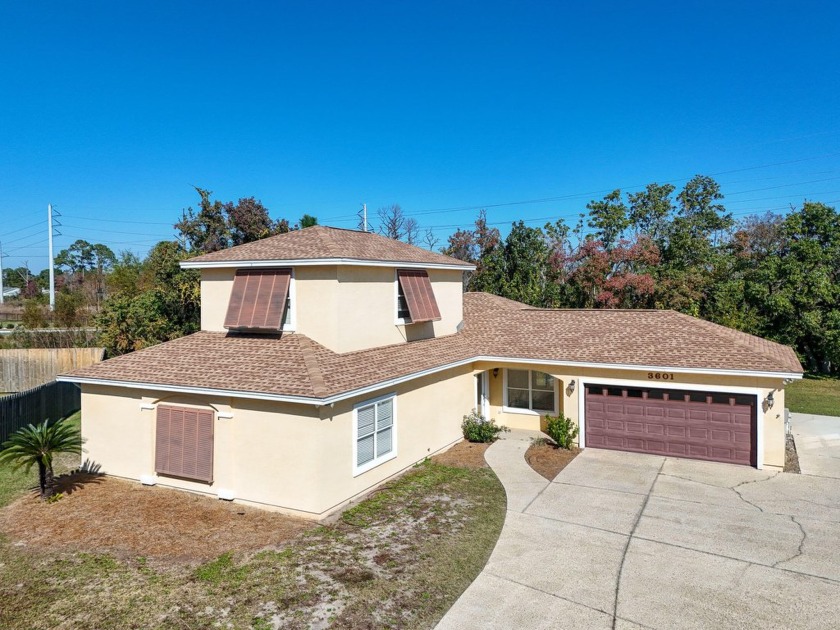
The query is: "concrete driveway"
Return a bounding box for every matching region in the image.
[791,412,840,479]
[437,431,840,629]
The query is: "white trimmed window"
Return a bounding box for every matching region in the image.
[504,369,557,414]
[353,394,397,475]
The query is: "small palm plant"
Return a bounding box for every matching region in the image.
[0,418,82,500]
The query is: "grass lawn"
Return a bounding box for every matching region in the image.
[786,376,840,417]
[0,411,80,508]
[0,441,506,629]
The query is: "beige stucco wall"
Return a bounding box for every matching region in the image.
[474,362,790,470]
[79,365,474,518]
[199,265,464,353]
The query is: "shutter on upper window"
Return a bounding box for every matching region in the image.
[396,270,441,323]
[155,405,214,483]
[224,268,292,331]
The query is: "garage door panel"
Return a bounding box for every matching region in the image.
[711,429,733,441]
[586,385,755,466]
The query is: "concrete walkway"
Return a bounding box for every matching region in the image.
[791,412,840,479]
[437,430,840,630]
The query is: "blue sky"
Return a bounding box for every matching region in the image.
[1,1,839,271]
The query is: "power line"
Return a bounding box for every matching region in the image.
[61,214,174,226]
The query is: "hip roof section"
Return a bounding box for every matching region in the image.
[181,226,474,270]
[62,293,804,401]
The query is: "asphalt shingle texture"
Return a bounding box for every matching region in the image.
[63,293,803,400]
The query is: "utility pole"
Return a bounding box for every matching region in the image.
[0,241,5,305]
[47,203,61,311]
[358,203,368,232]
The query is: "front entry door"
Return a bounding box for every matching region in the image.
[475,372,490,419]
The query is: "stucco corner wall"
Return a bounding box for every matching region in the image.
[79,363,476,519]
[200,268,236,332]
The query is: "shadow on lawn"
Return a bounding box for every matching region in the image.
[31,460,105,498]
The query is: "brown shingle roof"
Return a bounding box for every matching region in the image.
[183,226,473,268]
[62,293,802,400]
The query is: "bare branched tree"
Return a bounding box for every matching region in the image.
[422,228,439,251]
[377,204,419,243]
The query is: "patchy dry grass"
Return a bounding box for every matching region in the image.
[0,453,505,629]
[786,376,840,417]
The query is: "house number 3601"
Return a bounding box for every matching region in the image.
[647,372,674,381]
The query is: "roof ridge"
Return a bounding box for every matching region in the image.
[294,336,330,397]
[667,311,795,370]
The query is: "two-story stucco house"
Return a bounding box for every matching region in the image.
[60,226,803,519]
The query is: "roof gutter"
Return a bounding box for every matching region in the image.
[58,356,803,408]
[180,258,475,271]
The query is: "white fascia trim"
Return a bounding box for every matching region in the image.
[56,375,323,405]
[180,258,475,271]
[59,355,801,408]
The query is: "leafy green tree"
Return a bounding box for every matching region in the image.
[175,188,229,253]
[55,239,95,277]
[471,221,557,307]
[226,196,277,245]
[627,183,675,242]
[107,251,144,298]
[299,214,319,229]
[176,189,293,253]
[746,202,840,373]
[0,418,82,500]
[97,241,200,356]
[586,190,629,250]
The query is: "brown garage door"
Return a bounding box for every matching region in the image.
[585,385,756,466]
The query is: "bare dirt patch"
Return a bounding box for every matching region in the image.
[0,461,506,630]
[0,473,313,564]
[525,442,580,480]
[432,439,491,469]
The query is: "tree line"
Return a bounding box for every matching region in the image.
[442,176,839,375]
[3,180,837,375]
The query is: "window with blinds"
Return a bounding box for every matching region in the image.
[354,395,397,475]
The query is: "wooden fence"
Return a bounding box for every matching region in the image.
[0,348,104,393]
[0,381,81,443]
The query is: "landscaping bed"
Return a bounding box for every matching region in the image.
[784,433,801,474]
[0,448,505,629]
[525,442,580,480]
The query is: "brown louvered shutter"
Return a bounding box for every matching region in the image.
[155,405,214,483]
[224,268,292,331]
[397,269,441,323]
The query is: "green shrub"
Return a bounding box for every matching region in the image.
[461,410,509,443]
[544,413,579,449]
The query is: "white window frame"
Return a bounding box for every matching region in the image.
[394,271,411,325]
[352,392,398,476]
[503,369,559,416]
[282,270,296,332]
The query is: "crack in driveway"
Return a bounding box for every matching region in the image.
[773,515,808,568]
[732,472,779,512]
[611,458,665,630]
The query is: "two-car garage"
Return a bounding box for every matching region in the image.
[584,384,757,466]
